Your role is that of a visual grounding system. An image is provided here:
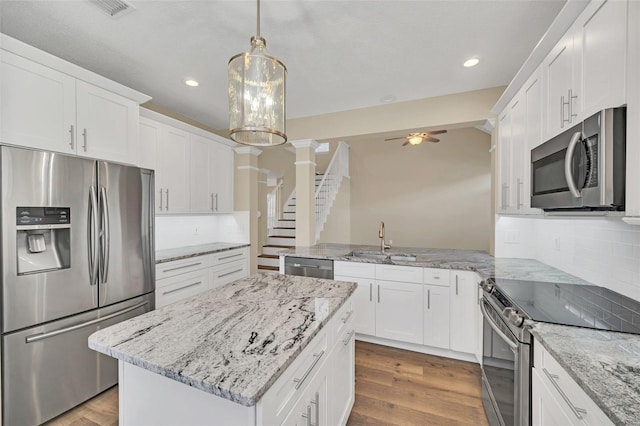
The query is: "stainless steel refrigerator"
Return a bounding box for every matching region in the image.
[1,146,155,425]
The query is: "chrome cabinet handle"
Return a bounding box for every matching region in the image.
[26,301,148,343]
[456,275,459,295]
[166,189,169,210]
[215,193,218,211]
[162,281,202,296]
[159,188,163,211]
[82,128,88,151]
[69,125,75,149]
[293,350,325,390]
[569,89,578,121]
[343,330,355,345]
[219,252,243,261]
[377,285,380,303]
[162,262,202,273]
[341,310,353,323]
[542,368,587,419]
[369,283,372,301]
[427,289,431,309]
[210,193,214,211]
[564,131,583,199]
[218,269,243,278]
[517,178,523,209]
[301,405,312,426]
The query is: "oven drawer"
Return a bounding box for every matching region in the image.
[533,340,613,426]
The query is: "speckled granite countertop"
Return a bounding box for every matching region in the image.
[529,322,640,426]
[88,273,356,406]
[156,242,250,264]
[282,243,589,284]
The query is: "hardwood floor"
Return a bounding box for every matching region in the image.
[347,341,489,426]
[46,342,488,425]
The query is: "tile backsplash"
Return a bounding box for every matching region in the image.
[155,212,249,250]
[496,216,640,301]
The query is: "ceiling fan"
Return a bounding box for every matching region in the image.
[384,130,447,146]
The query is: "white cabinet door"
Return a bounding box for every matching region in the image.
[497,110,511,213]
[0,50,76,154]
[523,68,544,215]
[76,80,137,165]
[332,325,355,426]
[190,134,213,213]
[449,271,478,354]
[509,96,525,213]
[335,276,375,336]
[375,280,423,345]
[138,117,160,171]
[281,367,328,426]
[156,269,209,308]
[210,143,234,213]
[544,29,577,140]
[574,0,627,118]
[423,284,449,349]
[158,126,190,214]
[532,368,580,426]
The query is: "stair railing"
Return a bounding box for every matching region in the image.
[315,141,349,242]
[266,180,283,237]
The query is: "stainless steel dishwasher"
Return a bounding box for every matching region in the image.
[284,257,334,279]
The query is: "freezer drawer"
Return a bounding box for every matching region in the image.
[2,294,153,426]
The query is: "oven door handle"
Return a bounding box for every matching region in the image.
[564,131,583,199]
[480,300,519,353]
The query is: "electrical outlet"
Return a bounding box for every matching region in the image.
[504,229,520,244]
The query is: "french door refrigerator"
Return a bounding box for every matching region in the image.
[1,146,155,425]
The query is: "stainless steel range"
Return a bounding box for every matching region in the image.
[480,277,640,426]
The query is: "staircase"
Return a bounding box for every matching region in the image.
[257,193,297,272]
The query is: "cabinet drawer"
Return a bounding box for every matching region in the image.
[534,341,613,426]
[156,270,209,308]
[156,255,211,280]
[258,330,329,425]
[333,297,354,343]
[210,259,248,289]
[375,264,423,283]
[334,261,375,279]
[423,268,450,286]
[211,248,247,266]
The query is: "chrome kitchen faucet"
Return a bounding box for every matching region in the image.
[378,221,391,253]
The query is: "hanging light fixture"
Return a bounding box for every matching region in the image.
[228,0,287,146]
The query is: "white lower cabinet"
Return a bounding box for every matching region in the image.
[450,270,480,354]
[376,280,423,345]
[332,324,355,426]
[334,276,375,335]
[532,339,613,426]
[281,365,329,426]
[155,248,249,308]
[423,284,450,349]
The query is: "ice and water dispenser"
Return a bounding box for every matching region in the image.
[16,207,71,275]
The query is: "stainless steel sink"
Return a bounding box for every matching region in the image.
[346,251,417,262]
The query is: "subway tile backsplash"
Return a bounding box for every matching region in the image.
[496,216,640,301]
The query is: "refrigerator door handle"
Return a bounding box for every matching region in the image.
[24,301,149,343]
[99,186,110,283]
[88,186,100,286]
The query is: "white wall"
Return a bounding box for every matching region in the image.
[495,216,640,301]
[155,212,250,250]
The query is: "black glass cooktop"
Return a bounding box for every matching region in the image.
[491,278,640,335]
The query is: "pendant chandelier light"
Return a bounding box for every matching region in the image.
[228,0,287,146]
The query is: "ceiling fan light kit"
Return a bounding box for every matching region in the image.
[385,130,447,146]
[228,0,287,147]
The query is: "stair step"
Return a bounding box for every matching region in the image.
[259,254,279,259]
[263,244,294,248]
[267,235,296,245]
[273,227,295,230]
[270,235,295,239]
[258,265,280,272]
[262,245,292,256]
[257,254,280,268]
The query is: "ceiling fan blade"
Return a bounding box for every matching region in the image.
[426,130,447,135]
[426,137,440,143]
[402,141,410,146]
[384,137,407,141]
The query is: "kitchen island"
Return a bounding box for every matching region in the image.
[89,273,357,425]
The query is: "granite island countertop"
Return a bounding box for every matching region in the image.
[156,242,250,264]
[529,322,640,426]
[283,243,640,424]
[88,273,356,406]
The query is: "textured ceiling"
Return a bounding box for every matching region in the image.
[0,0,565,131]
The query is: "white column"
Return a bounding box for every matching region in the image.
[290,139,319,247]
[234,146,262,273]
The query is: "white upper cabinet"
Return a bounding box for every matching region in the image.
[1,36,149,164]
[210,143,234,213]
[138,117,159,171]
[497,110,512,214]
[0,51,76,154]
[521,68,544,214]
[543,0,627,141]
[574,0,627,118]
[158,126,190,214]
[190,134,213,214]
[75,81,138,164]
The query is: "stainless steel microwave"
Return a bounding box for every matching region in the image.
[531,107,626,211]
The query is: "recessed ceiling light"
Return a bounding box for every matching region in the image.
[380,95,397,103]
[463,58,480,68]
[184,79,199,87]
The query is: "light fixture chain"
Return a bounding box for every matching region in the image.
[256,0,261,37]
